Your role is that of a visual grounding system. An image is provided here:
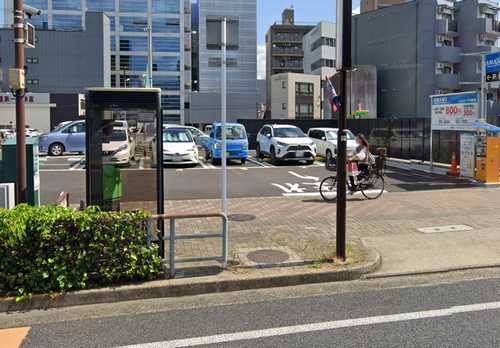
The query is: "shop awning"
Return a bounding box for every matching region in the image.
[472,120,500,134]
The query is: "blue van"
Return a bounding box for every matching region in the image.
[203,123,249,165]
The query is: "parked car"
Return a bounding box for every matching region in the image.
[102,127,136,165]
[152,126,199,166]
[39,120,86,156]
[308,128,357,163]
[202,123,249,165]
[256,124,316,165]
[185,126,209,146]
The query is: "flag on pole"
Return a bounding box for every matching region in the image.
[325,76,340,113]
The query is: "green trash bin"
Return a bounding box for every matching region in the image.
[102,164,122,211]
[0,137,40,206]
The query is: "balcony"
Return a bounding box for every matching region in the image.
[436,73,460,90]
[436,19,458,37]
[435,46,462,64]
[479,17,500,37]
[272,47,304,56]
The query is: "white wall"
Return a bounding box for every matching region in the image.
[0,93,55,132]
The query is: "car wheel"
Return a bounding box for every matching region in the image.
[212,158,221,166]
[256,143,263,159]
[204,149,211,161]
[326,149,333,166]
[241,158,246,165]
[48,143,65,157]
[270,146,279,165]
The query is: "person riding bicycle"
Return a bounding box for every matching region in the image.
[348,134,374,191]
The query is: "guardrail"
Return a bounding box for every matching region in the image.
[147,212,228,278]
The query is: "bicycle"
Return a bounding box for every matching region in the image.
[320,162,385,202]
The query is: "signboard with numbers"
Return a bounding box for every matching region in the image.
[430,92,480,131]
[485,51,500,83]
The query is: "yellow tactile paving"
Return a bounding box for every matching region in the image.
[0,327,30,348]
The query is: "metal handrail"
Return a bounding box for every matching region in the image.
[147,212,228,278]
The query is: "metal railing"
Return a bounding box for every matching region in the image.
[147,212,228,278]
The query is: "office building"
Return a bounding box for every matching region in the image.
[189,0,257,125]
[303,21,337,78]
[0,12,110,94]
[265,8,314,114]
[361,0,406,13]
[3,0,191,124]
[270,73,321,120]
[352,0,500,119]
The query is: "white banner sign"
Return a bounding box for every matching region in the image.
[460,133,476,179]
[430,92,480,131]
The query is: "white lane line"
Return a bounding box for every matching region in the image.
[288,171,319,181]
[247,157,273,168]
[118,301,500,348]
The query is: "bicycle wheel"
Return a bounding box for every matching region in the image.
[320,176,338,202]
[361,174,385,200]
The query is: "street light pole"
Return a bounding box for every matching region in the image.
[336,0,352,261]
[146,24,153,88]
[221,17,228,267]
[14,0,27,204]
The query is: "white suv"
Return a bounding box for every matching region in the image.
[308,128,357,164]
[256,124,316,164]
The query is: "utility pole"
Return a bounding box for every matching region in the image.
[14,0,27,204]
[336,0,352,261]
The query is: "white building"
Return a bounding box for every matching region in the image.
[271,73,322,120]
[0,93,55,133]
[303,21,337,78]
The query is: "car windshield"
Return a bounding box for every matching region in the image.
[163,128,193,143]
[215,125,247,140]
[189,128,204,137]
[111,129,127,142]
[274,127,306,138]
[326,130,355,141]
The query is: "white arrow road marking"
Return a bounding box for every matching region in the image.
[118,301,500,348]
[271,183,306,193]
[288,171,319,181]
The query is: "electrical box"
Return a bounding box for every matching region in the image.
[475,136,500,184]
[8,68,25,90]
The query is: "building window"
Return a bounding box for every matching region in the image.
[152,0,180,14]
[311,36,336,51]
[26,57,39,64]
[111,55,116,70]
[26,79,39,85]
[282,103,287,111]
[295,104,313,119]
[87,0,115,11]
[153,76,180,90]
[25,0,48,9]
[206,18,239,50]
[52,15,83,30]
[296,82,314,96]
[119,17,148,32]
[29,13,48,29]
[120,36,148,51]
[208,57,238,67]
[161,95,181,110]
[120,55,147,71]
[281,80,286,89]
[120,0,148,12]
[153,56,180,72]
[311,58,335,71]
[153,37,180,52]
[52,0,81,10]
[152,18,180,33]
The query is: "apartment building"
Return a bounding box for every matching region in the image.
[189,0,257,125]
[303,21,337,78]
[3,0,191,124]
[270,73,321,120]
[352,0,500,118]
[360,0,406,13]
[265,8,314,114]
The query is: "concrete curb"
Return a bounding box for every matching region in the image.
[0,249,381,313]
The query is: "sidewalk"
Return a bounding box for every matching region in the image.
[154,186,500,276]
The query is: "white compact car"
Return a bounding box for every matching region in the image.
[152,126,199,166]
[102,127,136,165]
[256,124,316,164]
[308,128,357,163]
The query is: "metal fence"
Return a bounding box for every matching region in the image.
[238,118,462,164]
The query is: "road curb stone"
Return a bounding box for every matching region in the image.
[0,247,380,313]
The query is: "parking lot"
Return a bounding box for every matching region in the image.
[39,151,476,206]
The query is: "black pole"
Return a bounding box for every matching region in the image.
[336,0,352,261]
[156,91,165,258]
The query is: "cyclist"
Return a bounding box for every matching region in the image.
[348,133,374,191]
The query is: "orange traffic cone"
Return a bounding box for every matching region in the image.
[448,152,459,177]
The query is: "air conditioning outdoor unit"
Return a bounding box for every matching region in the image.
[0,183,15,209]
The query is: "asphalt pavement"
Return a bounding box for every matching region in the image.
[4,269,500,347]
[39,153,475,205]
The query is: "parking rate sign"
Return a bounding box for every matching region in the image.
[430,92,480,131]
[485,51,500,83]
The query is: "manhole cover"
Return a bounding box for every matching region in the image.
[418,225,473,234]
[246,249,290,264]
[228,214,256,222]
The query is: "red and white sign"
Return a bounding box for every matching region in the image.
[430,92,480,131]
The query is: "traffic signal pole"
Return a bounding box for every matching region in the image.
[336,0,352,261]
[14,0,27,204]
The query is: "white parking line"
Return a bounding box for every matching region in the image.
[248,157,273,168]
[118,301,500,348]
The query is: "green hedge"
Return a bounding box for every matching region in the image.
[0,205,162,298]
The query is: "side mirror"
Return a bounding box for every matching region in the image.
[266,134,271,139]
[321,136,326,141]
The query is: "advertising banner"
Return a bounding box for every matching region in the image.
[430,92,480,131]
[485,51,500,84]
[460,133,476,179]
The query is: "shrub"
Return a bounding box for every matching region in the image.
[0,205,162,298]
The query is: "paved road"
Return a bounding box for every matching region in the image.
[39,153,474,205]
[3,269,500,347]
